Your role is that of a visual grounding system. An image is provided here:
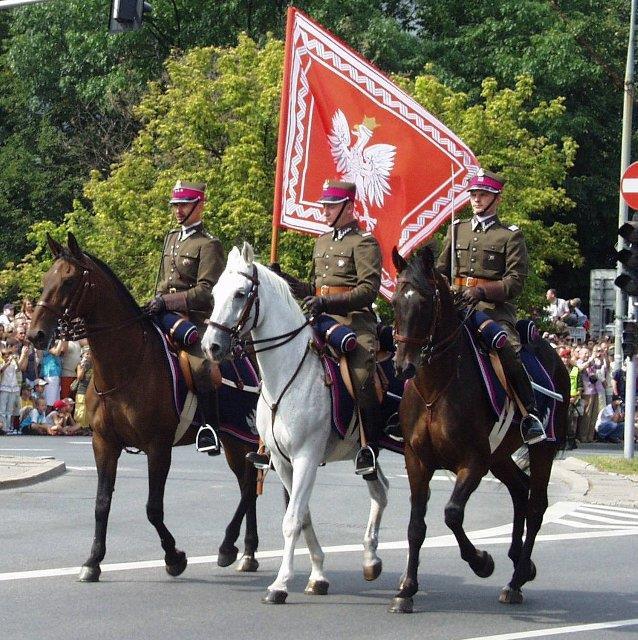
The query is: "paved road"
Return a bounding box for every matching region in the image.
[0,437,636,640]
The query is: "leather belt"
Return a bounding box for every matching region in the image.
[454,276,494,288]
[315,285,354,296]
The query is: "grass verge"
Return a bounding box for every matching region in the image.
[583,455,638,477]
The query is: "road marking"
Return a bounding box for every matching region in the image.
[460,617,638,639]
[553,504,638,530]
[1,502,636,583]
[0,448,53,452]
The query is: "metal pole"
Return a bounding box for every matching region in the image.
[0,0,49,9]
[624,316,636,460]
[615,0,637,377]
[450,165,456,283]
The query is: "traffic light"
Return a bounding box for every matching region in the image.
[108,0,152,33]
[622,320,637,358]
[615,220,638,296]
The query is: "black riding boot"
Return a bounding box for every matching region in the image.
[355,403,384,480]
[194,365,221,455]
[498,344,547,445]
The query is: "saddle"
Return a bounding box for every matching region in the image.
[177,350,222,394]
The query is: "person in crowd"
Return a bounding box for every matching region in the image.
[0,302,15,329]
[31,378,48,402]
[545,289,571,331]
[594,399,626,444]
[14,297,34,328]
[146,180,225,455]
[59,339,82,400]
[560,347,582,449]
[575,346,604,443]
[19,397,49,435]
[18,383,34,423]
[612,365,626,401]
[437,168,546,444]
[45,398,77,435]
[73,342,92,430]
[0,338,27,433]
[41,340,64,411]
[15,324,38,387]
[568,298,588,329]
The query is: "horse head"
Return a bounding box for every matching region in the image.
[391,245,445,379]
[27,232,95,349]
[202,241,260,362]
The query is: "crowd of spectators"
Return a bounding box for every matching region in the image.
[544,289,638,448]
[0,298,92,437]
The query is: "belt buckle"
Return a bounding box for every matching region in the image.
[320,284,330,296]
[168,287,177,293]
[465,276,477,287]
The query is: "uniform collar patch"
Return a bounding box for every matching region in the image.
[332,221,358,241]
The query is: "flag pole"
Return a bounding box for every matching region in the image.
[450,165,456,282]
[270,6,296,263]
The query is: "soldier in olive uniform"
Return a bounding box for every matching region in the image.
[146,181,225,454]
[436,169,546,444]
[248,180,384,478]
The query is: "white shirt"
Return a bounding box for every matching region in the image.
[179,222,202,241]
[545,298,569,321]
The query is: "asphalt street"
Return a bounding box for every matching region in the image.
[0,437,636,640]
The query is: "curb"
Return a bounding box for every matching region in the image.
[552,458,589,498]
[0,456,67,490]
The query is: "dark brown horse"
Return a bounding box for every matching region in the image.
[388,247,569,613]
[27,233,260,581]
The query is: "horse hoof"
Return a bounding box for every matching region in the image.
[262,590,288,605]
[528,560,537,582]
[363,559,382,581]
[499,587,523,604]
[77,565,101,582]
[304,579,329,595]
[166,551,187,577]
[472,551,495,578]
[388,596,413,614]
[217,546,239,567]
[236,556,259,572]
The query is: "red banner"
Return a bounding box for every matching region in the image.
[273,7,479,299]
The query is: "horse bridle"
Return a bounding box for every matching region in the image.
[394,271,466,366]
[206,265,311,354]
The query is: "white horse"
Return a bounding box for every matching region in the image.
[201,242,389,604]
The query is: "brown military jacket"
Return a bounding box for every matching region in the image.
[310,221,381,337]
[156,223,225,324]
[436,215,528,326]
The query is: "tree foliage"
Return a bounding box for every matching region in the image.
[0,36,579,317]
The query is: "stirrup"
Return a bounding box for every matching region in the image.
[520,414,547,445]
[354,445,376,476]
[246,451,271,470]
[196,424,221,454]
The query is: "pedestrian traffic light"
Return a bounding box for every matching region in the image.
[108,0,152,33]
[622,320,637,358]
[615,221,638,296]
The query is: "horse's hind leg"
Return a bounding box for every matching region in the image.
[301,510,329,595]
[500,445,553,604]
[363,462,389,581]
[146,446,187,577]
[445,464,494,579]
[237,460,259,572]
[389,447,433,614]
[78,435,120,582]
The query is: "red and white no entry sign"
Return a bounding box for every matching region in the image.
[621,161,638,210]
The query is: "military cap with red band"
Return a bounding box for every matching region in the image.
[318,179,357,204]
[169,180,207,204]
[467,168,505,194]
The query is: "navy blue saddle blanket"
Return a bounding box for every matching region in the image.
[156,325,260,445]
[464,326,557,440]
[320,355,404,454]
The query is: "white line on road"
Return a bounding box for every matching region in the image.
[0,448,53,452]
[459,617,638,640]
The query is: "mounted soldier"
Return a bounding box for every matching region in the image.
[248,179,384,478]
[146,180,225,454]
[436,168,546,444]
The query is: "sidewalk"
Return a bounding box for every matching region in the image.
[0,454,66,490]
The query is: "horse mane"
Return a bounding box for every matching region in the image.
[77,250,145,315]
[253,262,306,321]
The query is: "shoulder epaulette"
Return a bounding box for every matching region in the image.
[167,227,180,234]
[362,231,372,237]
[453,218,462,225]
[508,225,520,231]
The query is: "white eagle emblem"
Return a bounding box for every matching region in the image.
[328,110,396,231]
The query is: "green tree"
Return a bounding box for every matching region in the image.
[1,38,579,317]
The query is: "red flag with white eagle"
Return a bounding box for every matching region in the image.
[272,7,479,299]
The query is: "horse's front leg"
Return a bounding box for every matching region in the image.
[263,457,319,604]
[146,444,187,577]
[445,463,494,579]
[389,445,433,613]
[78,434,121,582]
[236,458,259,572]
[362,462,389,581]
[500,445,553,604]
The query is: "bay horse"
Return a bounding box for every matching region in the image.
[201,243,389,604]
[389,246,569,613]
[27,233,260,581]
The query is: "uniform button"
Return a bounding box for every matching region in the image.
[321,274,326,278]
[470,258,476,262]
[472,247,477,252]
[325,265,329,269]
[470,268,475,273]
[473,237,478,241]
